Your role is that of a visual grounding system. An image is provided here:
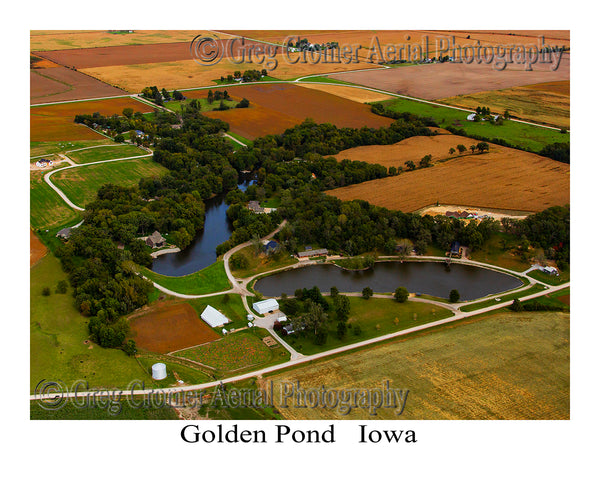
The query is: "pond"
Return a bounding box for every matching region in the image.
[150,177,254,277]
[253,261,523,301]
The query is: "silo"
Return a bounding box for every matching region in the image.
[152,363,167,380]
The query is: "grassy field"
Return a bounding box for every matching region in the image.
[30,254,145,393]
[30,170,81,230]
[136,353,215,387]
[522,287,570,310]
[186,294,249,331]
[528,269,570,286]
[50,156,166,207]
[174,329,290,375]
[281,297,453,355]
[469,233,533,272]
[267,310,569,419]
[377,97,569,152]
[66,144,148,164]
[459,284,545,312]
[30,398,179,420]
[230,245,298,279]
[140,260,231,295]
[164,97,238,113]
[30,139,113,158]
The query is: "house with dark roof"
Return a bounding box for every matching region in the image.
[248,201,264,214]
[263,240,279,255]
[146,231,166,248]
[56,227,72,240]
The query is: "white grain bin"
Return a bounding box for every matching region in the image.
[151,363,167,380]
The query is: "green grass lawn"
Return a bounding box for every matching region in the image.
[51,156,167,207]
[30,139,113,158]
[377,97,569,152]
[30,398,179,420]
[469,233,532,272]
[296,76,358,85]
[459,283,544,312]
[282,296,453,355]
[174,329,290,375]
[164,97,238,113]
[522,287,570,311]
[140,260,231,295]
[66,144,148,164]
[225,131,253,147]
[528,269,570,286]
[136,354,215,387]
[260,197,281,208]
[187,293,249,331]
[30,170,81,231]
[230,246,298,279]
[30,254,146,393]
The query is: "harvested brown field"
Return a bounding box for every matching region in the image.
[190,83,392,139]
[30,30,233,51]
[30,65,126,104]
[30,229,47,267]
[328,142,570,213]
[297,83,394,103]
[334,134,476,169]
[79,56,383,92]
[328,53,570,100]
[34,37,275,69]
[129,301,220,354]
[31,97,153,141]
[439,80,570,127]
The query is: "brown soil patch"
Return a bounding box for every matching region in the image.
[30,229,47,267]
[193,83,391,139]
[334,134,477,169]
[129,301,220,354]
[556,295,570,306]
[31,97,153,142]
[30,65,126,104]
[329,53,569,100]
[297,83,394,103]
[328,142,569,213]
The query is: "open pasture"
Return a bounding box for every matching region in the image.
[51,156,166,208]
[328,144,570,213]
[128,301,220,354]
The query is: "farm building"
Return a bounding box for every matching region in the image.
[542,266,559,275]
[253,299,279,315]
[283,324,295,335]
[56,227,72,239]
[297,248,328,258]
[200,305,231,328]
[146,231,166,248]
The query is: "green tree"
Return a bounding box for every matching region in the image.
[123,339,137,356]
[449,147,455,156]
[336,321,347,339]
[449,289,460,303]
[419,154,432,168]
[405,160,416,171]
[122,107,134,118]
[362,287,373,300]
[394,286,409,303]
[457,144,467,153]
[55,280,68,294]
[330,286,339,298]
[476,142,490,153]
[114,134,125,143]
[42,286,51,296]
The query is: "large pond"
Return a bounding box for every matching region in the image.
[253,262,523,301]
[150,177,254,277]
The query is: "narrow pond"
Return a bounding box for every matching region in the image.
[253,262,523,301]
[150,178,254,277]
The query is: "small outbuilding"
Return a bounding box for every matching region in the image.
[151,363,167,380]
[56,227,73,240]
[201,305,231,328]
[450,241,461,257]
[253,298,279,315]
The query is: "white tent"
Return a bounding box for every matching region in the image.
[253,299,279,315]
[201,305,230,328]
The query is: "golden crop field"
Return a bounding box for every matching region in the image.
[328,142,570,213]
[266,311,569,420]
[297,83,394,103]
[439,80,570,128]
[80,57,384,92]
